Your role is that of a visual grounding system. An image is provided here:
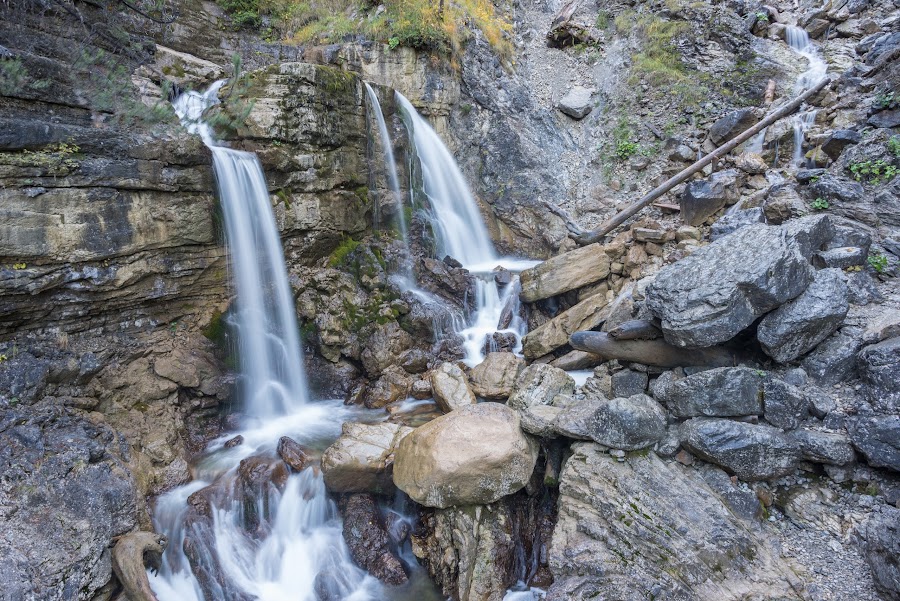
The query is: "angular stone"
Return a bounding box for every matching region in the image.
[548,443,806,600]
[790,430,856,466]
[709,108,760,146]
[802,328,864,385]
[848,416,900,472]
[610,368,648,398]
[632,228,669,243]
[646,216,834,348]
[558,393,667,450]
[681,179,727,226]
[468,352,525,400]
[519,404,564,438]
[430,362,476,412]
[340,494,407,585]
[858,337,900,413]
[820,129,861,159]
[813,246,867,269]
[393,403,538,508]
[868,109,900,128]
[321,422,411,494]
[762,378,809,430]
[277,436,312,472]
[522,293,610,358]
[680,418,799,480]
[507,363,575,410]
[858,506,900,601]
[519,244,611,303]
[735,152,768,174]
[757,268,849,363]
[710,207,766,241]
[763,184,807,225]
[557,86,593,119]
[652,367,763,418]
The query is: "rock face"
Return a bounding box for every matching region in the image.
[652,367,763,418]
[340,493,408,585]
[858,506,900,601]
[548,444,805,601]
[790,430,856,466]
[430,362,477,412]
[507,364,575,410]
[321,422,411,493]
[393,403,538,508]
[848,416,900,472]
[680,418,799,480]
[468,352,524,400]
[858,337,900,412]
[757,268,849,363]
[519,244,610,303]
[522,293,610,359]
[0,403,139,601]
[646,216,834,348]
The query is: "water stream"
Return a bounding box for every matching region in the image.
[785,25,827,168]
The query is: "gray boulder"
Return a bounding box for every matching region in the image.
[507,363,575,410]
[680,418,799,480]
[858,337,900,413]
[790,429,856,466]
[321,422,412,493]
[761,378,810,430]
[709,108,760,145]
[555,394,667,450]
[757,268,849,363]
[610,369,648,398]
[802,328,865,385]
[646,216,834,348]
[710,207,766,240]
[820,129,861,160]
[557,86,593,119]
[680,170,741,226]
[848,416,900,472]
[858,506,900,601]
[653,367,763,418]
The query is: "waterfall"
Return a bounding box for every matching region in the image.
[785,26,827,168]
[394,92,537,366]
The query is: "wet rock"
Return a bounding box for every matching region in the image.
[790,429,856,466]
[858,337,900,413]
[848,416,900,472]
[507,363,575,410]
[468,352,524,400]
[340,494,407,585]
[680,418,799,480]
[399,348,430,374]
[557,86,593,119]
[548,444,805,600]
[360,321,413,377]
[430,362,476,412]
[757,268,849,363]
[321,422,412,494]
[519,243,611,303]
[556,394,666,450]
[652,367,763,418]
[610,369,648,398]
[858,505,900,600]
[709,108,760,145]
[710,207,765,240]
[224,435,244,448]
[646,216,834,348]
[237,456,290,533]
[277,436,312,472]
[393,403,538,508]
[820,129,861,159]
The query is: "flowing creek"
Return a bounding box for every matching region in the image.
[785,24,828,168]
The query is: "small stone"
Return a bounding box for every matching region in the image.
[557,86,593,119]
[224,435,244,448]
[675,449,694,465]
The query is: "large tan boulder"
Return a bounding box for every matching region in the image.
[468,352,525,400]
[393,403,538,508]
[519,243,611,303]
[321,422,411,494]
[507,363,575,410]
[430,362,476,412]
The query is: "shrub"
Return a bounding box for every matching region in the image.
[811,197,829,210]
[867,253,888,274]
[849,159,898,185]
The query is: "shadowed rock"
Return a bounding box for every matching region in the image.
[570,331,741,368]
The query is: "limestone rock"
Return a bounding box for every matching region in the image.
[790,430,856,466]
[680,418,799,480]
[430,362,476,412]
[548,443,806,600]
[519,244,610,303]
[652,367,763,418]
[820,129,861,159]
[393,403,538,508]
[360,321,413,377]
[507,363,575,410]
[557,86,593,119]
[468,352,525,400]
[858,337,900,413]
[646,216,834,348]
[757,268,849,363]
[858,506,900,600]
[519,404,563,438]
[321,422,411,493]
[556,394,666,450]
[848,416,900,472]
[340,494,408,585]
[521,293,610,358]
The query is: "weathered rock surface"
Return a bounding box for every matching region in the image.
[652,367,763,418]
[646,216,834,348]
[757,268,849,363]
[858,337,900,413]
[709,108,760,146]
[340,493,407,585]
[522,293,610,358]
[430,362,477,412]
[393,403,538,508]
[680,418,799,480]
[848,416,900,472]
[519,244,610,303]
[790,430,856,466]
[548,443,806,600]
[468,352,524,400]
[555,394,666,450]
[858,505,900,600]
[507,363,575,410]
[557,86,593,119]
[321,422,411,493]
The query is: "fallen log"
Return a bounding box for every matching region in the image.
[569,331,744,368]
[608,319,662,341]
[573,76,832,245]
[111,531,168,601]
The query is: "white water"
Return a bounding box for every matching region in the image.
[395,92,537,366]
[150,84,420,601]
[785,26,827,168]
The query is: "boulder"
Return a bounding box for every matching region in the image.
[790,430,856,466]
[554,394,666,450]
[609,369,648,398]
[548,443,807,601]
[802,328,865,385]
[848,416,900,472]
[360,321,413,377]
[858,506,900,601]
[763,184,807,225]
[757,268,849,363]
[710,207,765,240]
[363,365,412,409]
[276,436,312,472]
[522,293,610,358]
[430,362,476,412]
[321,422,412,493]
[507,363,575,410]
[813,246,867,269]
[680,418,799,480]
[709,108,760,146]
[519,404,564,438]
[858,337,900,413]
[519,244,611,303]
[646,216,834,348]
[557,86,593,119]
[681,179,727,226]
[393,403,538,508]
[340,494,407,585]
[761,378,809,430]
[820,129,861,160]
[734,152,768,174]
[652,367,763,418]
[468,352,525,400]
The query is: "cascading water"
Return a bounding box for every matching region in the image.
[149,82,433,601]
[394,91,537,366]
[785,25,827,168]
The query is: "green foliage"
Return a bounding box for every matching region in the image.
[811,197,829,210]
[867,253,888,274]
[217,0,262,29]
[388,36,401,50]
[613,118,640,162]
[0,58,50,96]
[873,90,897,110]
[616,140,639,160]
[616,12,691,86]
[595,10,612,29]
[328,237,360,268]
[754,11,769,21]
[10,142,81,174]
[849,159,898,185]
[888,135,900,158]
